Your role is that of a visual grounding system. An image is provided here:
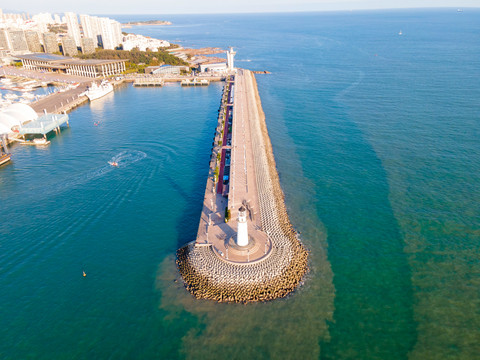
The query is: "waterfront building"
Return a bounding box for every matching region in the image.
[199,62,228,73]
[8,30,28,52]
[61,36,78,56]
[168,51,188,61]
[0,103,38,136]
[122,34,170,52]
[152,65,189,75]
[65,12,82,47]
[25,31,42,52]
[18,53,127,78]
[43,32,59,53]
[81,37,95,54]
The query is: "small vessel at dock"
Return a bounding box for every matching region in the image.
[86,80,113,101]
[1,136,12,166]
[17,137,51,146]
[0,152,11,166]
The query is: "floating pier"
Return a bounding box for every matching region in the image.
[133,77,164,87]
[19,113,69,136]
[176,70,308,303]
[181,78,210,86]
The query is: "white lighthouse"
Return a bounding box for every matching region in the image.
[227,47,236,71]
[236,206,248,247]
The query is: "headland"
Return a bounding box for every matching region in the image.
[176,69,308,303]
[122,20,172,27]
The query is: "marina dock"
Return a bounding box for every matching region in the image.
[133,77,164,87]
[19,113,69,136]
[176,70,308,303]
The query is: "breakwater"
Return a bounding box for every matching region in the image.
[176,69,308,303]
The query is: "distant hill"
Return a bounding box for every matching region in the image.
[122,20,172,26]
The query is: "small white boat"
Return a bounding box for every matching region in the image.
[33,138,50,145]
[20,138,51,146]
[399,30,403,36]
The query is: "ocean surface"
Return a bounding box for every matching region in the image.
[1,9,480,359]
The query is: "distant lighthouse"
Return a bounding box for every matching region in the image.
[236,206,248,246]
[227,47,236,71]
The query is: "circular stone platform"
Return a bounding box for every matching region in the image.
[212,229,272,264]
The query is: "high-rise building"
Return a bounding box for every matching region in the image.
[81,37,95,54]
[65,12,81,47]
[62,36,78,56]
[0,8,4,22]
[43,32,59,53]
[25,31,42,52]
[0,30,10,50]
[8,30,29,52]
[54,14,61,24]
[80,15,96,39]
[111,20,122,47]
[80,14,102,47]
[32,12,54,33]
[98,17,122,50]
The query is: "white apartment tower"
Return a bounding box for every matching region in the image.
[80,14,101,45]
[65,12,82,47]
[98,17,121,50]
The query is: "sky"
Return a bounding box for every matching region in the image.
[4,0,479,15]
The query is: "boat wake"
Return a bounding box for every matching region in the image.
[44,150,147,195]
[108,150,147,168]
[335,70,365,100]
[82,150,147,182]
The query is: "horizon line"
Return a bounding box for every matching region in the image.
[3,6,479,16]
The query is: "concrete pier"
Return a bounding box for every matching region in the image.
[177,70,308,303]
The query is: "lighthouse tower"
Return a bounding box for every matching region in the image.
[236,206,248,247]
[227,47,236,71]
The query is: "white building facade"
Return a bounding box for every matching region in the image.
[65,12,81,47]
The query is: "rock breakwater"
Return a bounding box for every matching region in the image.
[176,70,308,303]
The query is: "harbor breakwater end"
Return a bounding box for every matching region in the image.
[176,70,308,303]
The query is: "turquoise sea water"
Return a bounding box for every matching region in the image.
[1,9,480,359]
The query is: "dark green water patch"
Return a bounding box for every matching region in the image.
[314,108,416,359]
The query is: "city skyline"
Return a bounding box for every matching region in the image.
[2,0,479,15]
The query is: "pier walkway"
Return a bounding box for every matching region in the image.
[177,70,308,303]
[195,70,270,264]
